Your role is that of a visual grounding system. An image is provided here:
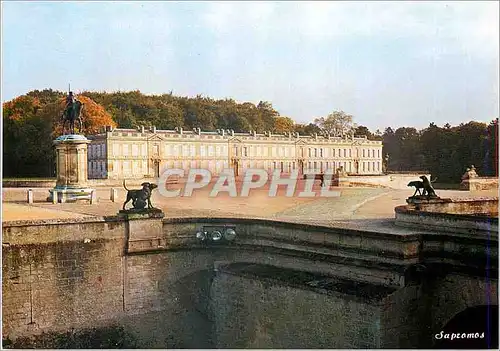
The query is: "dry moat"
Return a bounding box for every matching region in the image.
[2,187,498,349]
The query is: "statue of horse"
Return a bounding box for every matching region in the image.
[61,100,84,135]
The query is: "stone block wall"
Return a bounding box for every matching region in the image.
[211,269,383,348]
[339,173,431,189]
[409,198,498,215]
[395,205,499,235]
[2,216,497,348]
[380,284,432,348]
[2,237,125,339]
[461,177,499,191]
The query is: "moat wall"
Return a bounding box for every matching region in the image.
[2,217,498,348]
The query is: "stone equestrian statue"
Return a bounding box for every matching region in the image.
[61,91,84,135]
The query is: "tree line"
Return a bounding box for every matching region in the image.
[2,89,498,182]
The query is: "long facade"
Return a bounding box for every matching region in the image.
[87,126,383,179]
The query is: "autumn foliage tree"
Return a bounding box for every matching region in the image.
[3,95,53,177]
[3,92,115,177]
[273,116,295,133]
[45,95,116,136]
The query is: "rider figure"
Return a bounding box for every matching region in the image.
[65,91,76,109]
[63,91,80,120]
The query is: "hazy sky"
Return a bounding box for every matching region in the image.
[2,1,498,131]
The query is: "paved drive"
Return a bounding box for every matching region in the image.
[2,182,497,224]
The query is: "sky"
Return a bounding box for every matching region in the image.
[1,1,499,131]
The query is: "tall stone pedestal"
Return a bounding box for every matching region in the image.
[118,209,165,253]
[47,134,95,203]
[405,196,451,211]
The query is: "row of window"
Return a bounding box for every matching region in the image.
[308,148,380,159]
[88,160,107,178]
[98,142,382,160]
[105,159,382,176]
[89,144,106,158]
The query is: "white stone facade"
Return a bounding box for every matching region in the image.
[87,127,383,180]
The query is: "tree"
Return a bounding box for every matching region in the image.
[156,102,184,129]
[273,116,295,133]
[215,100,250,132]
[485,118,499,176]
[294,123,321,135]
[257,101,279,131]
[314,110,356,136]
[46,95,116,136]
[3,95,54,176]
[239,102,263,132]
[354,125,375,139]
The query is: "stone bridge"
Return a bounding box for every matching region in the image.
[2,214,498,348]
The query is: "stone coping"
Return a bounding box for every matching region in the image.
[394,205,499,222]
[2,216,114,227]
[159,216,425,240]
[445,196,498,202]
[4,212,497,244]
[463,177,499,181]
[407,196,498,202]
[2,214,421,240]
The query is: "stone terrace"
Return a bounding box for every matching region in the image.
[2,180,497,229]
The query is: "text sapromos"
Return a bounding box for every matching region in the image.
[157,168,342,198]
[434,331,485,340]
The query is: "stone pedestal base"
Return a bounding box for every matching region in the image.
[118,209,165,253]
[47,186,94,203]
[48,134,93,203]
[406,197,452,211]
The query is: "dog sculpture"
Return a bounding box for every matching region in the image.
[407,180,425,197]
[122,181,158,210]
[420,175,438,198]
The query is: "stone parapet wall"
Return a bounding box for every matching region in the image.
[2,217,127,340]
[460,177,499,191]
[2,215,498,348]
[2,180,57,188]
[407,197,498,215]
[333,173,431,189]
[395,205,498,236]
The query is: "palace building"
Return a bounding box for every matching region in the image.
[87,126,383,180]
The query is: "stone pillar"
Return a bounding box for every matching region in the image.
[110,188,118,202]
[90,190,97,204]
[27,189,33,204]
[47,135,95,203]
